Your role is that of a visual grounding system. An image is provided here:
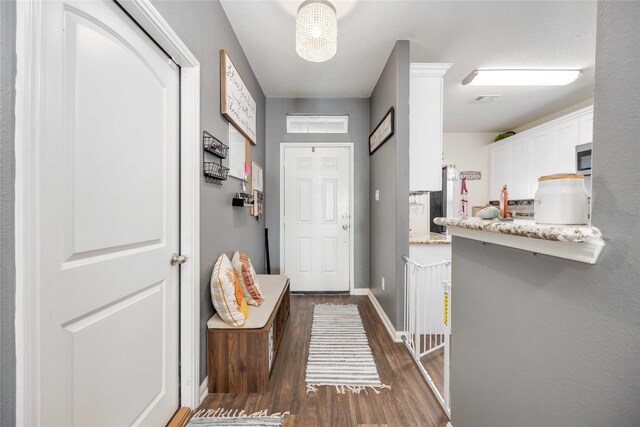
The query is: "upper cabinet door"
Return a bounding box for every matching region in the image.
[529,128,556,194]
[509,137,533,200]
[579,110,594,145]
[530,117,580,194]
[409,64,450,191]
[554,119,581,173]
[489,142,510,201]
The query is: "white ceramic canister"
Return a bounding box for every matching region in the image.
[534,174,589,225]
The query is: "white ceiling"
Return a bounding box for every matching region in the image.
[220,0,596,132]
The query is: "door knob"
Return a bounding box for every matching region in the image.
[170,253,187,266]
[343,224,349,230]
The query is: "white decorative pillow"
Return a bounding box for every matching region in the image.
[231,251,264,306]
[210,253,248,327]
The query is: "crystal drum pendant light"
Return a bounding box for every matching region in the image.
[296,0,337,62]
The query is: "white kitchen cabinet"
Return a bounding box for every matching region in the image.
[529,129,556,177]
[489,136,533,201]
[580,109,593,144]
[530,118,580,195]
[410,63,451,191]
[489,141,510,201]
[489,105,593,200]
[554,119,581,173]
[579,110,594,144]
[529,128,558,196]
[508,137,533,200]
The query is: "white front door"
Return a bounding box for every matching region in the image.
[283,146,351,292]
[35,1,180,425]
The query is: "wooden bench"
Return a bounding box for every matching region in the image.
[207,275,290,393]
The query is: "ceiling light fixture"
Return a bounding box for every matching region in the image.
[296,0,337,63]
[462,69,582,86]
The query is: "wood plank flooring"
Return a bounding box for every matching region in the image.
[167,407,191,427]
[197,295,449,426]
[421,347,445,398]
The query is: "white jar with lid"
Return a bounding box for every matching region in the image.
[534,174,589,225]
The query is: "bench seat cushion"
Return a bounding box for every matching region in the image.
[207,275,289,330]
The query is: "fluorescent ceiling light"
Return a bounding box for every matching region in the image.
[462,70,582,86]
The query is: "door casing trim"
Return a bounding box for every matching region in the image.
[14,1,202,422]
[279,142,355,295]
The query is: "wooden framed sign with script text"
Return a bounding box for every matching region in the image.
[220,49,257,145]
[369,107,394,155]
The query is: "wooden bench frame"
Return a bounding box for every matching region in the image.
[207,281,290,393]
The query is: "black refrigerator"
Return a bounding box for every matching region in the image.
[429,166,453,234]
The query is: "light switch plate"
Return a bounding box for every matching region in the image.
[375,190,380,201]
[381,276,385,291]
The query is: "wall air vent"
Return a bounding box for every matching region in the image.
[473,95,501,103]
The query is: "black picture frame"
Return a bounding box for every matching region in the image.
[369,107,395,155]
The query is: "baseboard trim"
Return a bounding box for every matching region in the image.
[199,377,208,404]
[367,292,403,343]
[167,407,191,427]
[352,288,370,296]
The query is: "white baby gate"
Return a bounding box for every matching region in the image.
[402,256,452,417]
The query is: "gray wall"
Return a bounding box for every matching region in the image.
[1,1,17,425]
[264,98,370,288]
[369,41,410,329]
[450,2,640,425]
[151,0,266,383]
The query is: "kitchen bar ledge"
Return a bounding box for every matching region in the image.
[433,217,604,264]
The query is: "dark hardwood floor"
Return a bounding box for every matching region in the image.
[420,347,445,398]
[197,295,449,426]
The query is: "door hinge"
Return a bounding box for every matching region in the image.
[168,57,179,68]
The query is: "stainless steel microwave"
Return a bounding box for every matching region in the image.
[576,142,592,176]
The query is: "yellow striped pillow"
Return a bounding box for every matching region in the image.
[210,253,248,327]
[231,251,264,306]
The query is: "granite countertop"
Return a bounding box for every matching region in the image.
[409,231,451,245]
[433,217,602,243]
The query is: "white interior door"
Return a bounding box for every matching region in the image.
[283,146,351,292]
[35,1,180,425]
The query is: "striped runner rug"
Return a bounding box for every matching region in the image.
[305,303,390,394]
[186,409,288,426]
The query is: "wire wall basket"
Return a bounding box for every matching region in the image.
[204,161,229,184]
[203,131,229,158]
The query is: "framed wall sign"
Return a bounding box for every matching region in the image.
[460,171,482,180]
[220,49,257,145]
[369,107,394,154]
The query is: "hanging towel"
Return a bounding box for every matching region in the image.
[459,177,469,219]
